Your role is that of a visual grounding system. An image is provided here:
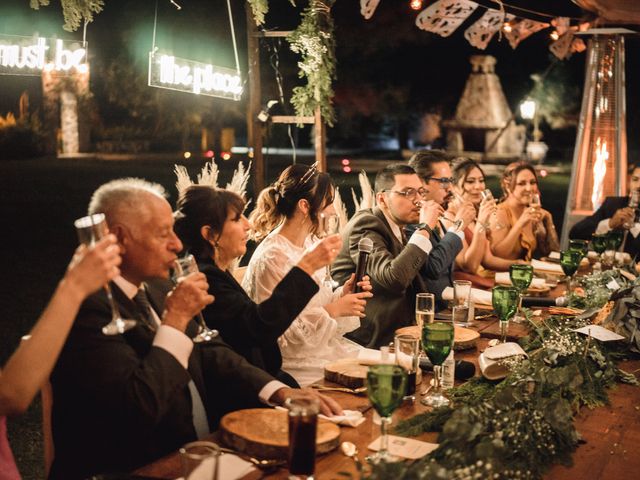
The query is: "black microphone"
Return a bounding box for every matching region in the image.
[354,237,373,293]
[419,357,476,381]
[521,296,568,308]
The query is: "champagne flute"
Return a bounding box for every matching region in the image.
[420,322,454,407]
[75,214,137,335]
[319,213,340,288]
[623,190,639,229]
[529,192,543,235]
[560,250,581,292]
[366,364,407,463]
[509,265,533,324]
[481,188,502,231]
[173,255,218,343]
[415,293,435,360]
[492,286,518,344]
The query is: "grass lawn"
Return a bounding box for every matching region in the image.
[0,154,569,478]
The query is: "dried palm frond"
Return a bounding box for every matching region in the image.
[174,165,193,197]
[226,161,251,198]
[351,170,374,211]
[333,187,349,233]
[197,161,219,188]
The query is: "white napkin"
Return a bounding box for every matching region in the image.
[174,452,255,480]
[443,286,492,306]
[494,272,546,289]
[531,259,564,274]
[478,342,528,380]
[275,406,364,427]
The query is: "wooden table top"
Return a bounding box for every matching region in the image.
[135,279,640,479]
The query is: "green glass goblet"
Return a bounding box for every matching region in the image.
[560,249,582,292]
[509,264,533,324]
[366,365,407,463]
[421,322,454,408]
[492,286,519,343]
[568,239,589,259]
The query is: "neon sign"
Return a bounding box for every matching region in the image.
[0,35,87,76]
[148,52,242,100]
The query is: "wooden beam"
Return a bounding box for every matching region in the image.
[270,115,315,124]
[246,2,264,194]
[254,31,293,38]
[314,106,326,172]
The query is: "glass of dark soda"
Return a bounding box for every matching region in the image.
[285,394,319,479]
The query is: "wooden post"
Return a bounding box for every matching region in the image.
[246,2,264,194]
[314,106,326,172]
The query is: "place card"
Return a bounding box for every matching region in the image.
[606,279,622,290]
[368,435,438,459]
[573,325,625,342]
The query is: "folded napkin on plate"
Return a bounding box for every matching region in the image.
[442,286,492,305]
[494,272,546,289]
[531,259,564,274]
[174,451,255,480]
[356,348,415,370]
[478,342,528,380]
[275,406,364,427]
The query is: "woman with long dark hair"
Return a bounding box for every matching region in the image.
[243,164,372,386]
[174,185,342,387]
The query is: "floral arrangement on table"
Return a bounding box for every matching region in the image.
[357,270,639,480]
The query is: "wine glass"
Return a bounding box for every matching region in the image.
[173,255,218,343]
[420,322,454,407]
[568,239,589,259]
[492,286,518,344]
[366,364,407,463]
[591,233,608,260]
[509,264,533,324]
[319,213,340,288]
[560,250,582,292]
[75,214,137,335]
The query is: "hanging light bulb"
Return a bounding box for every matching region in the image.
[409,0,423,11]
[503,22,513,33]
[550,30,560,41]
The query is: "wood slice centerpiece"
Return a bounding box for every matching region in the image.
[395,325,480,350]
[324,358,368,389]
[220,409,340,460]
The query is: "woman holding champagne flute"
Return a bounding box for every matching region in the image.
[173,184,347,387]
[490,162,559,260]
[244,164,372,386]
[1,236,120,478]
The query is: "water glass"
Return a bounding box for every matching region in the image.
[452,280,472,326]
[286,395,319,479]
[394,334,420,400]
[180,441,220,480]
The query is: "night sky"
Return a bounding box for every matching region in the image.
[0,0,638,156]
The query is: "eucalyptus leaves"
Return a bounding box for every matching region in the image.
[366,310,638,479]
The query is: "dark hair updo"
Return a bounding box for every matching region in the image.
[249,163,334,243]
[174,185,245,260]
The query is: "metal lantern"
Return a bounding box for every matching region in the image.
[561,32,628,246]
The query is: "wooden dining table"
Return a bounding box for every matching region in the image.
[134,279,640,480]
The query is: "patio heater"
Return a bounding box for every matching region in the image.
[560,31,629,248]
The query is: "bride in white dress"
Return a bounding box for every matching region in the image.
[243,164,372,386]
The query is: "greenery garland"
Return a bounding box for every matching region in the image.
[287,0,336,126]
[362,277,639,480]
[30,0,104,32]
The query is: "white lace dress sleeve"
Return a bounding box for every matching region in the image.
[242,231,362,386]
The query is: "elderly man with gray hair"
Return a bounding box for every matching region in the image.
[49,178,341,480]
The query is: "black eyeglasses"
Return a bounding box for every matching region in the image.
[382,188,427,200]
[426,177,455,187]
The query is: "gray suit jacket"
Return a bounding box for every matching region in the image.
[331,207,429,348]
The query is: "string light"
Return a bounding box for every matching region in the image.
[550,30,560,41]
[409,0,423,11]
[503,22,512,33]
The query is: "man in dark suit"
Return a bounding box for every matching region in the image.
[570,163,640,258]
[408,150,476,310]
[49,178,340,479]
[332,164,445,348]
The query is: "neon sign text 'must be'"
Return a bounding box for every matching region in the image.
[0,35,87,75]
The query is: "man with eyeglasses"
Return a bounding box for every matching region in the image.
[331,164,443,348]
[408,150,477,310]
[570,162,640,258]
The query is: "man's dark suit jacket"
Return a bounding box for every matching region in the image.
[331,207,430,348]
[570,196,640,258]
[407,221,463,311]
[49,279,274,480]
[198,259,319,385]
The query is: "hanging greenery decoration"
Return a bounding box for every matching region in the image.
[366,308,638,479]
[288,0,336,126]
[30,0,104,32]
[248,0,297,26]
